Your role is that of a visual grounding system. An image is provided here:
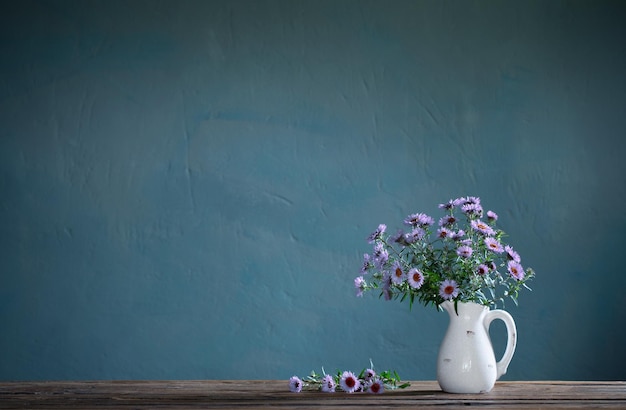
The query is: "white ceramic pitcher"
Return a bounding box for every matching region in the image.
[436,300,517,393]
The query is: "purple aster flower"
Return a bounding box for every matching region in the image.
[404,212,434,227]
[461,202,483,217]
[391,261,406,285]
[437,227,452,239]
[363,368,376,382]
[367,224,387,243]
[354,276,366,297]
[404,227,425,243]
[289,376,303,393]
[471,219,495,236]
[488,261,497,271]
[487,210,498,222]
[451,197,468,207]
[321,374,336,393]
[373,243,389,269]
[457,245,473,258]
[460,196,481,206]
[439,279,459,300]
[451,229,465,240]
[408,268,425,289]
[373,242,384,257]
[439,215,457,227]
[505,245,521,263]
[340,371,361,393]
[438,199,457,210]
[390,229,407,246]
[476,264,489,275]
[507,260,525,280]
[367,379,385,394]
[360,254,372,274]
[484,237,504,253]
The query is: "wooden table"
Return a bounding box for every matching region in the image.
[1,380,625,409]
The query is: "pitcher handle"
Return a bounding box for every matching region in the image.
[484,309,517,380]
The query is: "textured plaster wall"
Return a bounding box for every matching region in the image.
[1,0,625,381]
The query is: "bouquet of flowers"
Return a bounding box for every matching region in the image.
[355,196,534,309]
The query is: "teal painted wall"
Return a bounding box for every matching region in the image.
[1,0,625,381]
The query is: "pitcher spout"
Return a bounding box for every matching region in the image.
[440,300,455,315]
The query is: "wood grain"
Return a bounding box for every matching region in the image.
[1,380,625,409]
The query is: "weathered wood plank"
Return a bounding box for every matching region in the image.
[0,380,625,409]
